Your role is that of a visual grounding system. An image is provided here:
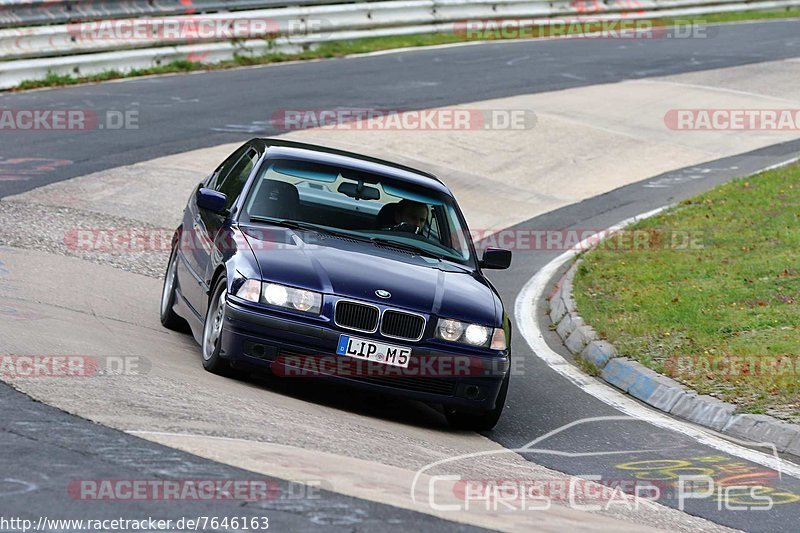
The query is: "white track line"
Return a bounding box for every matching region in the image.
[514,158,800,479]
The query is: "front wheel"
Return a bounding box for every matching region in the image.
[160,247,189,332]
[201,277,235,375]
[445,372,509,431]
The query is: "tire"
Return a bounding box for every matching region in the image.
[201,276,235,376]
[445,372,509,431]
[160,247,190,332]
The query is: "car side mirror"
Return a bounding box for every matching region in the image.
[197,188,227,214]
[480,248,512,270]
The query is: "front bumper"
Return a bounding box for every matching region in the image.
[221,300,510,411]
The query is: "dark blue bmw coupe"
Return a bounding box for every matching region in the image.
[160,138,512,429]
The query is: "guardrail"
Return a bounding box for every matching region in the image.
[1,0,798,89]
[0,0,360,29]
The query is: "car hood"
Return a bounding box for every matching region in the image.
[241,227,501,326]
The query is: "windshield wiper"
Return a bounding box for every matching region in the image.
[248,217,445,259]
[248,217,372,242]
[370,237,444,260]
[249,217,334,235]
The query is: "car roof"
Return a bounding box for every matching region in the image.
[253,138,454,196]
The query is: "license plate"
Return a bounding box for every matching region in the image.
[336,334,411,368]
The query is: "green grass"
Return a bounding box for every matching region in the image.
[573,162,800,420]
[10,7,800,91]
[691,7,800,23]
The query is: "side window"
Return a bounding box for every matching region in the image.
[206,145,248,191]
[216,148,259,209]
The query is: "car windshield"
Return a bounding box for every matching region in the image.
[242,159,473,265]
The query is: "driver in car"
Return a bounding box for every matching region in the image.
[392,199,429,233]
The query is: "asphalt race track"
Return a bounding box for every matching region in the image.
[0,382,482,532]
[2,18,800,532]
[2,20,800,198]
[490,137,800,533]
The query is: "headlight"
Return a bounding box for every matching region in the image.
[236,280,322,314]
[436,318,505,349]
[464,324,490,345]
[437,319,464,342]
[291,288,317,312]
[263,283,289,306]
[263,282,322,314]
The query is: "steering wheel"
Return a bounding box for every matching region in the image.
[390,222,421,234]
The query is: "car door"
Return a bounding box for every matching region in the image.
[178,144,257,316]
